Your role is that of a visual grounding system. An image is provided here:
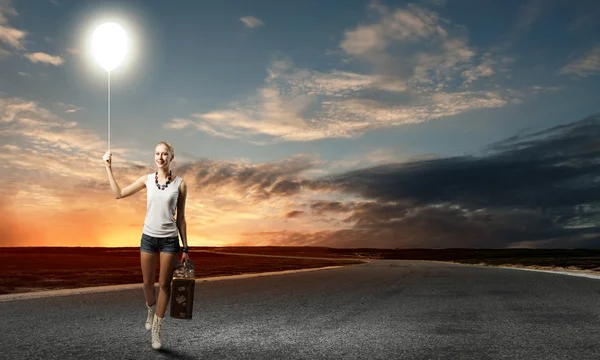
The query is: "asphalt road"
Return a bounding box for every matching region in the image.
[1,259,599,360]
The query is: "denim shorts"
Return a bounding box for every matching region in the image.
[140,233,181,254]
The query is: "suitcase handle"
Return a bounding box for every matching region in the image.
[173,260,195,278]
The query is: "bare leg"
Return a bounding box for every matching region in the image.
[141,251,159,306]
[156,251,179,318]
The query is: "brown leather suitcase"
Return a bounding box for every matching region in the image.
[170,278,195,319]
[170,260,195,319]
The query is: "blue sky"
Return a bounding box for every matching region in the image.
[1,0,600,248]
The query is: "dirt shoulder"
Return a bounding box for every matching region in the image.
[0,249,364,295]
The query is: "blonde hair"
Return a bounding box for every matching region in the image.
[156,141,175,161]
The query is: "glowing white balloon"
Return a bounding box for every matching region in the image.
[92,22,128,72]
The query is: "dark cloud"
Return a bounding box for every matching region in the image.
[312,114,600,248]
[237,114,600,249]
[310,201,357,215]
[270,180,302,196]
[285,210,304,218]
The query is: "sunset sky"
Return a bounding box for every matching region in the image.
[1,0,599,248]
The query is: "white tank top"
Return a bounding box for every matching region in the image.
[142,173,182,237]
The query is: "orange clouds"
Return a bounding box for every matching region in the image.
[0,98,362,247]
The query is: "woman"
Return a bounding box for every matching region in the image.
[103,141,190,350]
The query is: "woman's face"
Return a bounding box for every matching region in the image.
[155,145,171,169]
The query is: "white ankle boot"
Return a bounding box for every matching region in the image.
[151,314,165,350]
[145,302,156,331]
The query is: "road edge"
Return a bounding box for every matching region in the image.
[427,260,600,280]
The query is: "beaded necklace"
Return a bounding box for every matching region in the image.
[155,170,172,190]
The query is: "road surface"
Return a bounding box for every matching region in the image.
[1,259,599,359]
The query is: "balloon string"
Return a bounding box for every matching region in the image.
[108,71,111,153]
